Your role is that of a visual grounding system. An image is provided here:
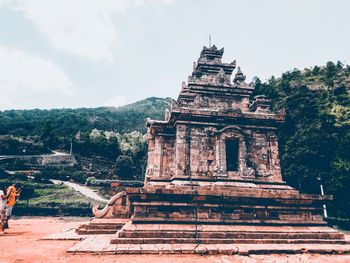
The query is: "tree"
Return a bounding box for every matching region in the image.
[326,61,336,89]
[40,119,55,148]
[115,155,134,180]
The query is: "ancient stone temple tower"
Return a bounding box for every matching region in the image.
[145,45,284,183]
[83,45,346,249]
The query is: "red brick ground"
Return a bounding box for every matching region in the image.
[1,217,350,263]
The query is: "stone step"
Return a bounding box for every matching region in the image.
[118,230,344,240]
[82,224,124,229]
[89,218,128,225]
[77,228,118,235]
[131,217,327,225]
[111,237,349,245]
[122,223,337,232]
[68,234,350,254]
[75,218,129,235]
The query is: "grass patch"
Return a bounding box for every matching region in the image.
[0,177,101,216]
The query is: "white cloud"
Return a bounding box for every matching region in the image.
[104,95,128,108]
[0,46,75,110]
[2,0,170,63]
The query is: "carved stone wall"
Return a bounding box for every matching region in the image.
[189,127,216,177]
[145,129,155,180]
[267,131,283,181]
[160,136,175,177]
[146,123,283,182]
[152,136,163,177]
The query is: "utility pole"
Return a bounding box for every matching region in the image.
[70,139,73,155]
[317,176,328,218]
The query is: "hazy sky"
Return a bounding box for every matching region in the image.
[0,0,349,110]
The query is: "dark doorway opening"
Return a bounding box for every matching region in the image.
[226,139,239,171]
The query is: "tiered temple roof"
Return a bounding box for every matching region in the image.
[162,45,285,133]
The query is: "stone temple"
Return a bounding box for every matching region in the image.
[76,45,347,252]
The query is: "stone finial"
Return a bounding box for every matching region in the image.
[188,75,195,82]
[233,67,246,83]
[216,68,226,84]
[249,95,272,113]
[193,62,196,71]
[199,45,224,62]
[204,44,218,51]
[170,99,180,111]
[181,81,186,91]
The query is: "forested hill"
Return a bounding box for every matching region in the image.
[0,97,172,137]
[253,61,350,218]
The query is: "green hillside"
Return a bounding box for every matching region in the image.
[0,96,171,138]
[253,61,350,219]
[0,97,172,182]
[0,97,171,154]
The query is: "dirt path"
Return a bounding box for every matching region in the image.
[1,217,350,263]
[51,180,108,203]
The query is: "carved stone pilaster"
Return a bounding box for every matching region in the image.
[214,137,226,176]
[152,136,163,177]
[175,124,187,177]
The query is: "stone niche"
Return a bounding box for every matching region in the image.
[213,126,254,178]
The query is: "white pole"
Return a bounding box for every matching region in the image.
[319,182,328,218]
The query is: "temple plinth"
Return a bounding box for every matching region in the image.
[90,45,347,249]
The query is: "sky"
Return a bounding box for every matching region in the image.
[0,0,349,110]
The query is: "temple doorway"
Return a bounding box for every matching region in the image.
[225,139,239,171]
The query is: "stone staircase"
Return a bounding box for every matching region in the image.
[76,218,128,235]
[111,223,348,245]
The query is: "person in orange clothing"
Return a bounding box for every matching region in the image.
[4,184,20,229]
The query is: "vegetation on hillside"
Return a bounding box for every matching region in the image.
[0,97,171,151]
[0,97,170,181]
[254,61,350,219]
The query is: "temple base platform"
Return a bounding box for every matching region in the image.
[71,179,349,254]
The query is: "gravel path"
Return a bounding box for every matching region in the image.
[51,180,108,203]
